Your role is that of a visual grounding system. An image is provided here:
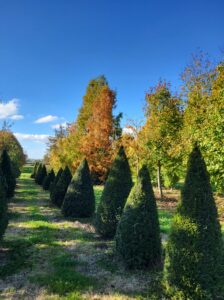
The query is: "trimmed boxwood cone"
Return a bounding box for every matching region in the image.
[62,159,95,217]
[36,164,47,185]
[115,165,162,269]
[50,167,63,200]
[31,162,39,178]
[51,166,72,207]
[164,146,224,299]
[35,164,42,184]
[43,169,55,190]
[95,146,133,238]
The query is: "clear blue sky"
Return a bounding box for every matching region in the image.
[0,0,223,158]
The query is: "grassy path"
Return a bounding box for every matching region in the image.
[1,166,223,300]
[0,166,159,300]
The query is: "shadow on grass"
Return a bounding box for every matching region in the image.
[1,165,174,299]
[30,253,96,298]
[0,239,32,279]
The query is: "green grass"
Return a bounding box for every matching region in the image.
[0,239,32,278]
[32,253,95,297]
[158,209,173,234]
[93,185,103,208]
[1,165,223,300]
[0,165,97,299]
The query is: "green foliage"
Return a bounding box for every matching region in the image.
[0,149,16,198]
[50,167,63,199]
[34,253,95,297]
[0,167,8,240]
[140,81,183,193]
[35,164,47,185]
[35,164,42,184]
[181,57,224,192]
[62,159,95,218]
[164,146,224,299]
[51,166,72,208]
[95,146,133,238]
[43,169,55,190]
[31,162,39,178]
[0,130,26,178]
[76,75,108,134]
[115,165,162,269]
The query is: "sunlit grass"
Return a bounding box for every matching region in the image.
[1,165,223,300]
[93,185,103,208]
[31,253,95,297]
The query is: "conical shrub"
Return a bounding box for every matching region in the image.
[40,165,47,184]
[35,164,42,184]
[51,166,72,207]
[0,149,16,198]
[115,165,162,269]
[35,164,47,185]
[164,146,224,299]
[50,167,63,199]
[95,146,133,238]
[0,168,8,240]
[43,169,55,190]
[31,162,39,178]
[62,159,95,217]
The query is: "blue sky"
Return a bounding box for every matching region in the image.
[0,0,224,159]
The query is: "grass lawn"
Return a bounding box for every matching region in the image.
[0,165,223,299]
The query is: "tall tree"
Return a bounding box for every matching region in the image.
[81,85,116,182]
[202,63,224,191]
[76,75,108,134]
[46,76,121,182]
[181,53,224,192]
[141,81,183,197]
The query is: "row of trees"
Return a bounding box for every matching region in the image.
[32,160,95,218]
[0,149,17,240]
[95,145,223,299]
[45,55,224,194]
[35,144,224,298]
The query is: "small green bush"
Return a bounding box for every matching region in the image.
[50,168,63,200]
[51,166,72,208]
[164,146,224,299]
[95,146,133,238]
[0,167,8,240]
[62,159,95,218]
[35,164,47,185]
[43,169,55,190]
[35,164,42,184]
[0,149,16,198]
[115,165,162,269]
[31,162,39,179]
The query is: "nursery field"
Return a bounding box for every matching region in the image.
[0,165,223,300]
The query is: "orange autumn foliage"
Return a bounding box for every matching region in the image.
[81,86,115,183]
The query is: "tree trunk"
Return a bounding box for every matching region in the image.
[157,160,163,199]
